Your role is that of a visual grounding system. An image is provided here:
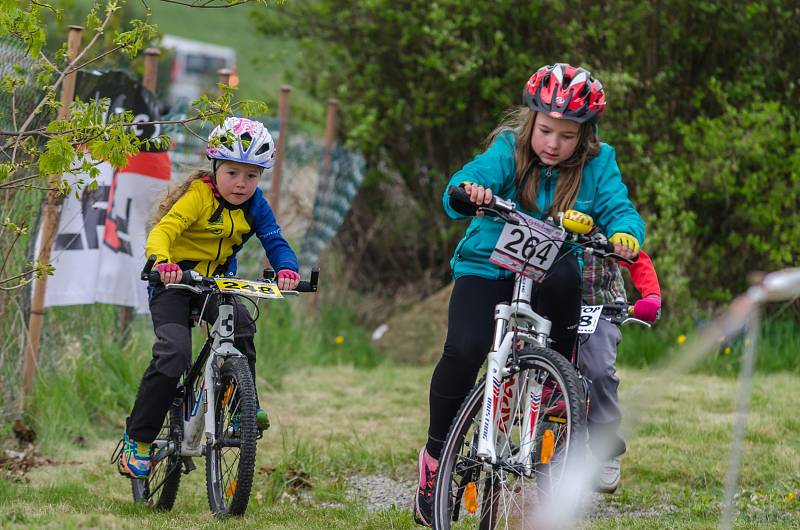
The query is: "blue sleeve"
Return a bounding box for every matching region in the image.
[592,146,645,245]
[442,131,517,220]
[249,189,299,272]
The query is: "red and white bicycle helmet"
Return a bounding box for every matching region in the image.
[523,63,606,124]
[206,117,275,170]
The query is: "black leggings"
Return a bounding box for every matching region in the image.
[426,252,581,459]
[126,286,258,443]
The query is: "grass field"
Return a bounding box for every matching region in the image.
[2,359,799,529]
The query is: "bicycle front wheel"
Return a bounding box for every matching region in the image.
[206,356,258,517]
[433,346,587,530]
[132,399,183,510]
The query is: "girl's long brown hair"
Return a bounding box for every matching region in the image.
[487,107,600,215]
[151,168,212,226]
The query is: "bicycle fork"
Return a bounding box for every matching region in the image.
[476,301,548,476]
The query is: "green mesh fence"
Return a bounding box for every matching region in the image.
[0,36,46,422]
[161,110,364,276]
[0,36,46,131]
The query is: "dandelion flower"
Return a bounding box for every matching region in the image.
[785,491,797,502]
[335,335,345,345]
[724,346,732,355]
[677,334,687,345]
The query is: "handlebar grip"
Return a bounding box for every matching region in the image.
[447,185,481,216]
[141,254,158,281]
[295,267,320,293]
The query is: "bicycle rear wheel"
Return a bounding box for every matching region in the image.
[131,400,183,510]
[432,346,587,529]
[206,356,258,517]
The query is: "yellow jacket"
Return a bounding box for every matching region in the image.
[146,179,298,276]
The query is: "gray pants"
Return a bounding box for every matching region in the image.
[578,318,626,458]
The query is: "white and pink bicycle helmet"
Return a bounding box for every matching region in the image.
[206,117,276,170]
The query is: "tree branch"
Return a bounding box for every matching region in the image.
[65,45,125,75]
[12,4,117,161]
[158,0,254,8]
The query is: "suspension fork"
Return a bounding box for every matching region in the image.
[516,370,543,475]
[203,298,236,446]
[476,303,513,463]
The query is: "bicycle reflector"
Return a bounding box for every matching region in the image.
[541,429,555,464]
[464,481,478,514]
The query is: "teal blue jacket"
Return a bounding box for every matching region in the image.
[443,131,645,280]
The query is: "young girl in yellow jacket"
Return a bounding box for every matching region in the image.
[119,117,300,479]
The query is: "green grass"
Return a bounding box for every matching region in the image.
[617,313,800,375]
[13,292,379,454]
[2,365,799,528]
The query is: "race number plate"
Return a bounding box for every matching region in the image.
[213,278,284,299]
[578,305,603,334]
[489,212,565,279]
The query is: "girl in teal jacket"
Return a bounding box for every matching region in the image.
[414,63,645,527]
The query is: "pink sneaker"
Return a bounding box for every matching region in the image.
[413,446,438,527]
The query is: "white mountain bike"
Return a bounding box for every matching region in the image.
[113,256,318,518]
[432,186,636,529]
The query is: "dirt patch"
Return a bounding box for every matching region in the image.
[372,283,452,364]
[342,472,678,520]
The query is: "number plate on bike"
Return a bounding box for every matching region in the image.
[213,278,284,299]
[578,305,603,334]
[489,212,565,279]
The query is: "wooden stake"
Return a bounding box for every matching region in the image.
[217,68,233,91]
[270,85,291,219]
[23,25,83,400]
[142,48,160,92]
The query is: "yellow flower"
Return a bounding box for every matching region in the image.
[724,346,732,355]
[335,335,345,345]
[785,491,797,502]
[677,334,687,345]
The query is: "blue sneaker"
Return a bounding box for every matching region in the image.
[118,432,150,479]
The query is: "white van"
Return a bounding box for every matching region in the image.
[160,34,237,106]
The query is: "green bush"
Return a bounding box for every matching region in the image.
[258,0,800,314]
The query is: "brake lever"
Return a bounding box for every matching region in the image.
[619,317,652,328]
[166,283,204,295]
[478,207,519,225]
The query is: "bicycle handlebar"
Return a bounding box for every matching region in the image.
[141,254,320,293]
[446,185,633,262]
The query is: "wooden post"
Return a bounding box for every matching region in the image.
[142,48,160,92]
[217,68,233,90]
[22,25,83,400]
[117,47,161,344]
[270,85,291,219]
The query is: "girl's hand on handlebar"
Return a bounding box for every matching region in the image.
[155,262,182,284]
[609,232,640,260]
[277,269,300,291]
[633,294,661,322]
[462,182,493,215]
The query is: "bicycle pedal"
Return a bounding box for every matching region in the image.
[181,456,196,474]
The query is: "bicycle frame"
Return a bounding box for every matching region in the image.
[476,273,558,472]
[152,291,247,459]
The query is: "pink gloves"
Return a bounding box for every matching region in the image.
[277,269,300,281]
[155,262,182,284]
[155,263,180,274]
[277,269,300,290]
[633,294,661,322]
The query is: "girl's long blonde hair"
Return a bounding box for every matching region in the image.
[151,169,213,226]
[487,107,600,215]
